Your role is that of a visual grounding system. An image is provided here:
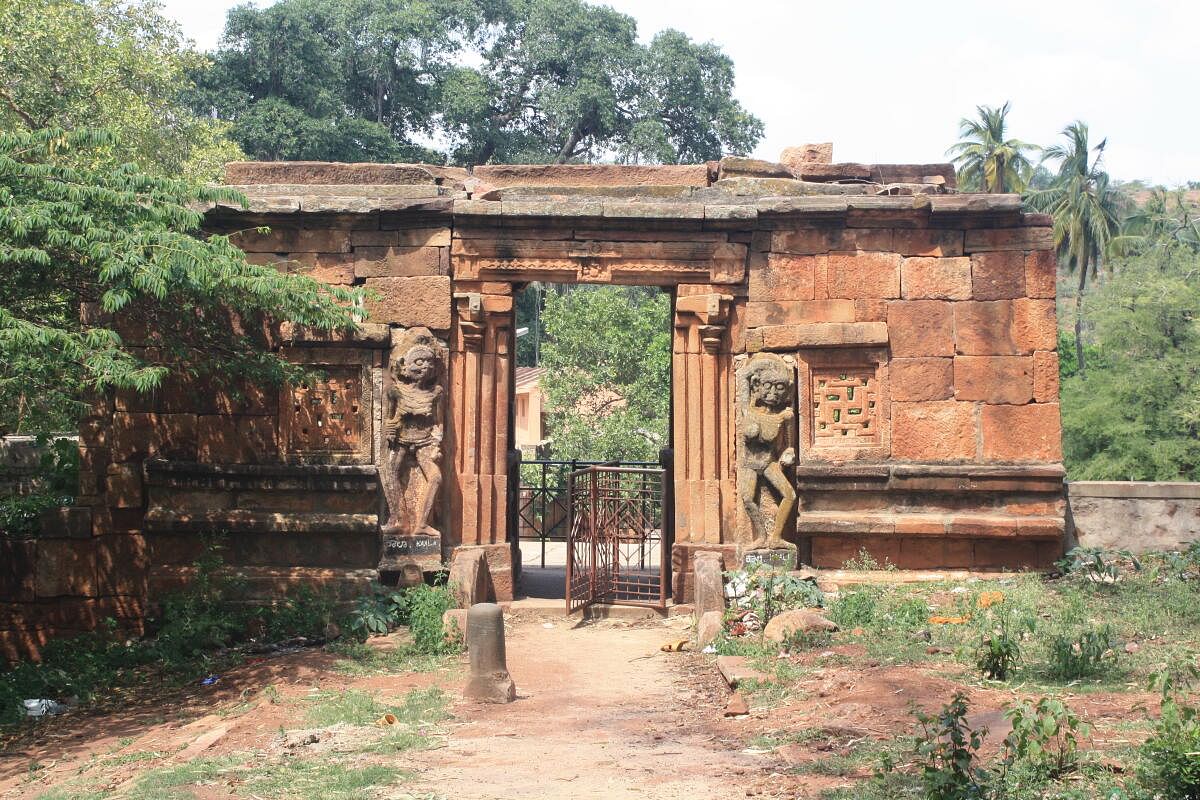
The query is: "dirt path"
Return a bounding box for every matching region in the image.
[408,612,771,799]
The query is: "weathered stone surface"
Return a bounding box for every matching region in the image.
[901,257,971,300]
[771,227,892,255]
[790,162,872,181]
[223,161,439,185]
[887,300,954,357]
[0,540,36,601]
[763,609,838,643]
[351,228,452,248]
[724,691,750,717]
[892,400,977,461]
[230,228,351,253]
[1025,250,1057,299]
[971,251,1026,300]
[474,163,709,188]
[779,143,834,168]
[756,322,887,350]
[871,164,958,188]
[982,403,1062,461]
[690,551,725,619]
[717,157,793,180]
[953,356,1034,404]
[749,254,815,301]
[953,301,1017,355]
[737,354,797,550]
[1013,299,1057,352]
[35,539,96,597]
[37,506,93,539]
[965,227,1055,252]
[1068,482,1200,553]
[744,300,855,328]
[826,251,901,299]
[443,608,469,641]
[893,229,964,257]
[352,246,447,278]
[696,610,723,647]
[196,415,278,464]
[448,550,490,608]
[363,276,452,329]
[105,463,144,508]
[716,655,770,688]
[1033,351,1060,402]
[890,357,953,401]
[714,177,869,197]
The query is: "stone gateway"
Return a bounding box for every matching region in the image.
[0,149,1068,659]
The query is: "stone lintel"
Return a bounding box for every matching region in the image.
[753,321,888,351]
[144,509,378,534]
[144,459,378,479]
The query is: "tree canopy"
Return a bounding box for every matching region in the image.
[191,0,764,166]
[0,128,361,434]
[0,0,244,180]
[947,102,1037,194]
[535,286,670,463]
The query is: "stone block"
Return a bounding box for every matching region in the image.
[717,156,792,180]
[791,162,872,181]
[448,549,491,608]
[965,227,1055,252]
[887,300,954,357]
[473,163,709,187]
[696,610,723,647]
[748,253,816,301]
[350,228,451,247]
[745,299,855,328]
[953,301,1017,355]
[363,276,452,329]
[892,400,977,461]
[1013,299,1057,352]
[982,403,1062,462]
[893,229,964,257]
[37,506,93,539]
[779,143,833,168]
[890,358,953,401]
[110,412,198,461]
[953,356,1034,404]
[1033,351,1060,402]
[223,161,438,185]
[756,321,887,350]
[901,257,971,300]
[196,415,278,464]
[230,228,351,253]
[105,463,144,508]
[1025,250,1057,299]
[853,298,888,322]
[352,246,447,278]
[94,534,148,597]
[826,251,901,299]
[0,540,37,601]
[763,609,838,643]
[693,551,725,619]
[971,251,1026,300]
[771,227,892,255]
[35,539,97,597]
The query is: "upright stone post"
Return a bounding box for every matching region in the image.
[464,602,516,703]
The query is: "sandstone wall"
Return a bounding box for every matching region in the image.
[1067,482,1200,553]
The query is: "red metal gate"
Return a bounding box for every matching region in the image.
[566,465,668,613]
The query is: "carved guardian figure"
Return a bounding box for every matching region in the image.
[738,354,797,550]
[383,334,444,536]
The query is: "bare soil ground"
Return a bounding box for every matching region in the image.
[0,606,1154,800]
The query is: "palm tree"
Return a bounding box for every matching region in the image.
[1112,187,1200,255]
[1026,121,1126,376]
[947,102,1038,193]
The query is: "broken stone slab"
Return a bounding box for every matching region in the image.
[790,162,872,182]
[480,184,704,201]
[448,548,492,608]
[473,163,710,188]
[762,609,838,644]
[779,143,834,168]
[716,655,770,689]
[714,177,871,197]
[751,322,889,352]
[717,156,793,180]
[223,161,440,185]
[869,163,957,189]
[723,691,750,717]
[693,551,726,620]
[928,194,1024,215]
[278,322,391,347]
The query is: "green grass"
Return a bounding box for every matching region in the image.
[326,640,456,677]
[123,755,405,800]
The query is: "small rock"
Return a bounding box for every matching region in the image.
[911,629,932,642]
[762,609,838,643]
[1125,642,1141,654]
[724,692,750,717]
[696,610,723,647]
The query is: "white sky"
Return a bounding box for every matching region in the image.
[161,0,1200,185]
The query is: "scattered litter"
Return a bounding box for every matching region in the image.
[23,699,67,717]
[200,675,221,686]
[701,645,716,654]
[660,639,689,652]
[542,623,555,629]
[950,586,968,594]
[928,615,970,625]
[376,713,398,727]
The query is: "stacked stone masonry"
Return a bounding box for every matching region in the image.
[1,153,1068,658]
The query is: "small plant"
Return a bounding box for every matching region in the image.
[406,583,459,655]
[781,627,833,652]
[828,587,878,629]
[1045,624,1118,681]
[258,586,338,642]
[724,563,824,626]
[1139,663,1200,799]
[344,587,409,641]
[975,608,1032,681]
[1000,697,1089,781]
[842,547,895,571]
[913,692,990,800]
[1056,546,1139,582]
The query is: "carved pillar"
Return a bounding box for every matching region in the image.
[447,287,514,551]
[671,290,736,548]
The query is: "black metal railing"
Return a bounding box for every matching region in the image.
[516,459,658,568]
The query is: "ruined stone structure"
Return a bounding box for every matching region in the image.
[1,149,1068,659]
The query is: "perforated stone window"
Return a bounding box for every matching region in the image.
[812,369,878,447]
[796,348,891,461]
[285,367,363,453]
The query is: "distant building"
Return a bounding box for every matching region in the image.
[514,367,547,455]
